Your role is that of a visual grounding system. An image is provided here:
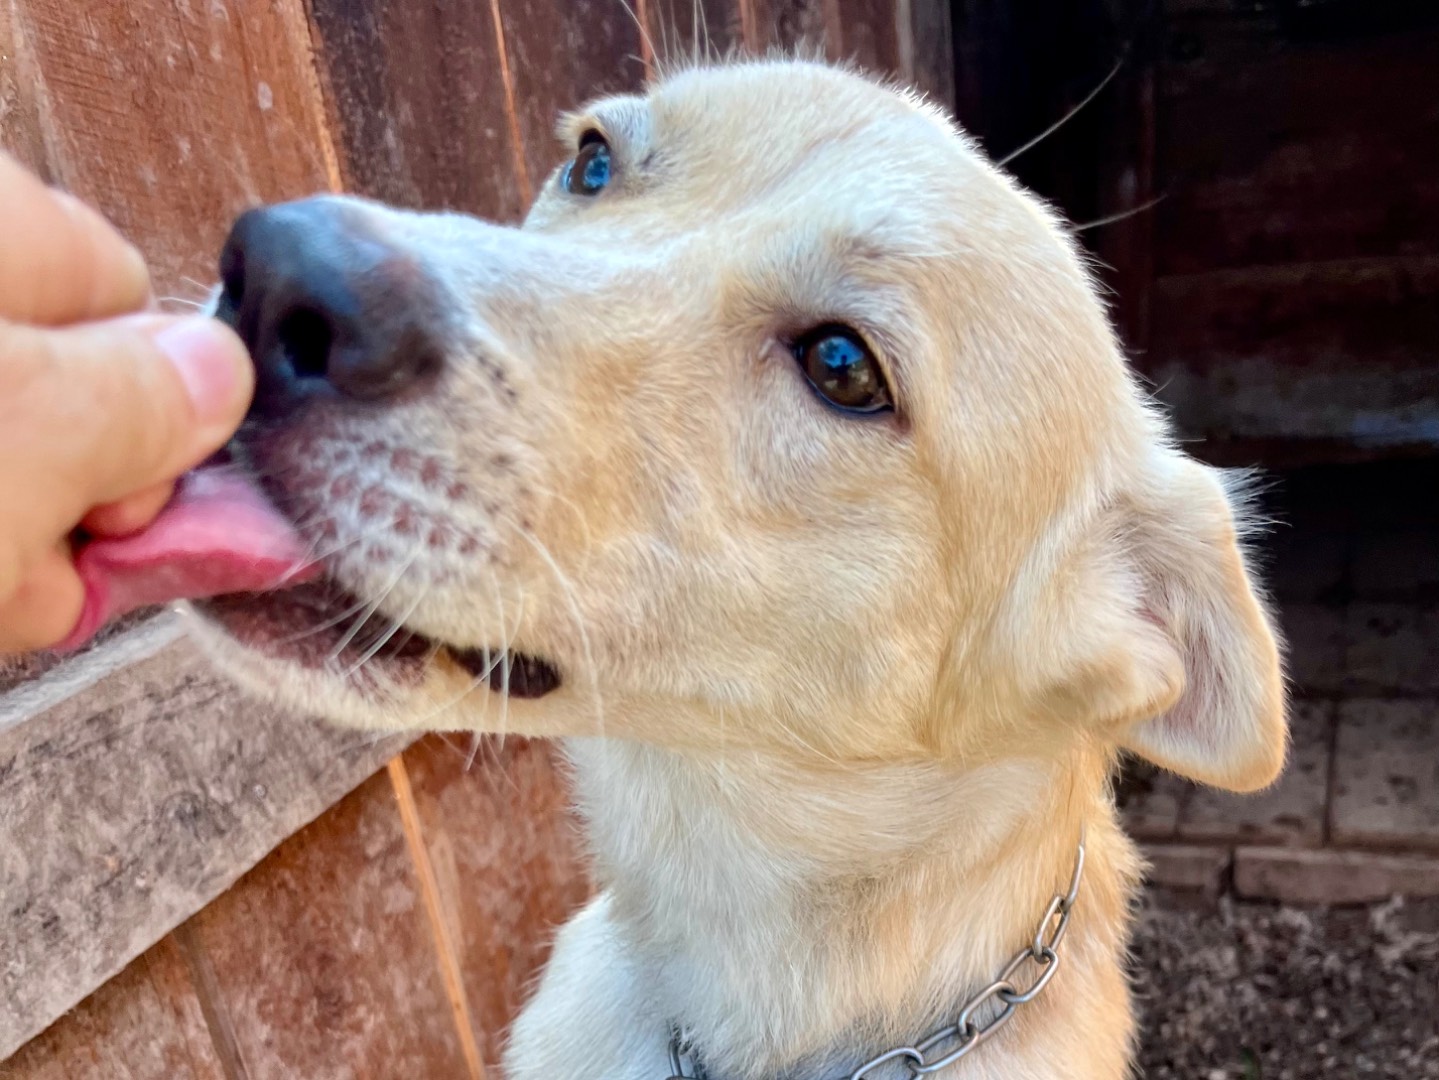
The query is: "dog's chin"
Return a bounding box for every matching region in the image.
[189,580,563,703]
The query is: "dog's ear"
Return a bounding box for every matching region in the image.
[1102,458,1286,792]
[1000,453,1286,793]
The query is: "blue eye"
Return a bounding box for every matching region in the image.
[563,133,611,196]
[794,327,893,415]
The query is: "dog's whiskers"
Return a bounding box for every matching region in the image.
[525,481,597,552]
[325,553,417,665]
[410,653,500,735]
[267,589,373,645]
[613,0,660,77]
[514,525,606,739]
[406,585,512,733]
[464,723,488,773]
[996,57,1125,169]
[341,589,429,680]
[1071,194,1166,234]
[157,295,207,311]
[492,570,520,746]
[178,274,218,297]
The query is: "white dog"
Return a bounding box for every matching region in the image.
[83,58,1286,1079]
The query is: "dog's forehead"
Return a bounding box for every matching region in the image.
[567,62,983,231]
[650,62,936,147]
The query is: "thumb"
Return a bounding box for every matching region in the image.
[4,314,254,534]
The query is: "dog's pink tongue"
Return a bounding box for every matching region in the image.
[57,467,319,652]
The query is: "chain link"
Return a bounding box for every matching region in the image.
[666,832,1085,1080]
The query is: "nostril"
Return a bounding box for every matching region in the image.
[221,200,449,414]
[277,307,334,381]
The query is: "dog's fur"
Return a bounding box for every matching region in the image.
[195,59,1287,1079]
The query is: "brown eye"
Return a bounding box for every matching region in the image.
[793,327,893,415]
[561,131,612,196]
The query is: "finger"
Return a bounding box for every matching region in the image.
[0,314,254,556]
[82,480,177,537]
[0,151,152,325]
[0,543,84,653]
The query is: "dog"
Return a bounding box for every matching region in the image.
[177,58,1286,1080]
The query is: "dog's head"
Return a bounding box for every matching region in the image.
[189,60,1285,792]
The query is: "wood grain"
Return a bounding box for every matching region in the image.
[494,0,646,203]
[400,735,591,1068]
[646,0,745,64]
[899,0,955,111]
[748,0,839,55]
[1149,256,1439,446]
[1090,2,1158,357]
[0,614,156,697]
[5,0,336,298]
[834,0,899,72]
[0,935,223,1080]
[0,0,54,177]
[184,773,474,1080]
[0,623,408,1059]
[307,0,528,219]
[1155,10,1439,275]
[387,756,488,1080]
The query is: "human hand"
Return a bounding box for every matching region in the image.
[0,151,253,652]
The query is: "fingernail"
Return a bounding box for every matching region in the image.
[154,318,249,425]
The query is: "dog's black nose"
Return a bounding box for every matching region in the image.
[217,199,446,418]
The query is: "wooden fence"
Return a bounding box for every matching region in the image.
[0,1,949,1076]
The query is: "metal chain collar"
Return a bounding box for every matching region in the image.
[666,832,1086,1080]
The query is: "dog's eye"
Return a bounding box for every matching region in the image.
[561,131,612,196]
[793,327,893,415]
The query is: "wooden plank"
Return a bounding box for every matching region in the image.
[0,0,54,177]
[835,0,901,73]
[310,0,942,227]
[1148,256,1439,447]
[0,935,222,1079]
[646,0,744,65]
[400,735,591,1068]
[0,623,408,1059]
[948,0,1120,159]
[948,1,1150,344]
[307,0,526,219]
[644,0,938,89]
[184,773,474,1079]
[9,0,337,298]
[898,0,955,111]
[1155,10,1439,275]
[0,614,156,697]
[496,0,646,201]
[748,0,840,56]
[1089,3,1159,357]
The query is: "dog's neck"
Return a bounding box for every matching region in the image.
[565,738,1136,1080]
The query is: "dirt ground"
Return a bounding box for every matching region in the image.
[1131,889,1439,1078]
